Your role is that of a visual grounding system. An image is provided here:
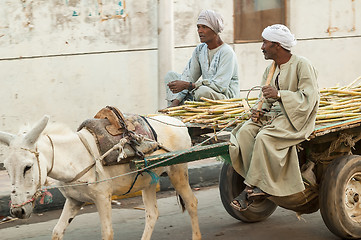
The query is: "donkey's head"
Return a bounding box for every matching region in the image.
[0,116,49,219]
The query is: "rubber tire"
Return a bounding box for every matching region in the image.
[320,155,361,239]
[219,162,277,223]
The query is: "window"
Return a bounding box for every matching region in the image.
[234,0,287,42]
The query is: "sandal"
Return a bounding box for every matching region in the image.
[247,187,270,200]
[230,191,253,212]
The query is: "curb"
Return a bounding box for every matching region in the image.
[160,161,222,191]
[0,162,222,216]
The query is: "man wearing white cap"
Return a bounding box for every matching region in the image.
[165,10,240,107]
[229,24,319,211]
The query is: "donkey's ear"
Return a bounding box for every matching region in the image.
[24,115,50,146]
[0,131,15,146]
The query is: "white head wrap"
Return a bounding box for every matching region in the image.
[197,10,224,34]
[262,24,297,51]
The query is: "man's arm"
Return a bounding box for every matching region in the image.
[280,58,319,131]
[170,45,203,103]
[168,80,193,93]
[195,46,238,94]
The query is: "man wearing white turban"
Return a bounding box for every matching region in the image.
[165,10,240,107]
[262,24,297,51]
[229,24,319,212]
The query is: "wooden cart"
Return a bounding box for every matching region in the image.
[131,117,361,239]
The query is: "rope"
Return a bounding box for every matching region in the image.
[245,85,262,109]
[144,117,188,128]
[118,153,159,196]
[121,172,143,196]
[10,190,43,208]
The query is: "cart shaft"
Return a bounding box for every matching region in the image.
[130,142,230,170]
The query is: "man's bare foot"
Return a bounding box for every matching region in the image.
[169,99,180,107]
[158,99,181,112]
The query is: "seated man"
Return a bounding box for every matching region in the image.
[165,9,240,107]
[229,24,319,211]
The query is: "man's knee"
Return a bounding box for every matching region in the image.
[194,86,208,99]
[254,130,272,146]
[194,86,226,100]
[165,71,181,84]
[237,121,261,138]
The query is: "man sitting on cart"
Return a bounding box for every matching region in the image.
[165,9,240,107]
[229,24,319,212]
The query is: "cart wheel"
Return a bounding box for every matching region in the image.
[219,162,277,222]
[320,155,361,239]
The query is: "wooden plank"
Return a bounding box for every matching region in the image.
[131,142,230,170]
[314,117,361,133]
[312,117,361,137]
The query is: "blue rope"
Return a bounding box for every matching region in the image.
[121,158,159,196]
[144,169,160,184]
[121,172,142,196]
[143,157,160,184]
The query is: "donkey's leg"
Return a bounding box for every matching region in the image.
[52,198,84,240]
[168,164,202,240]
[94,192,114,240]
[141,183,159,240]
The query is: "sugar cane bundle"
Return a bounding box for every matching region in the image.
[158,75,361,128]
[317,76,361,124]
[158,97,255,128]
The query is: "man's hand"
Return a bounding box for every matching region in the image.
[168,80,189,93]
[251,109,264,123]
[262,85,279,99]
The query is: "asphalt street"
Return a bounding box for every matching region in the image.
[0,185,339,240]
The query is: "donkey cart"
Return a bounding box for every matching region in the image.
[2,109,361,239]
[132,117,361,240]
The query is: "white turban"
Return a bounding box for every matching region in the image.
[197,9,224,34]
[262,24,297,51]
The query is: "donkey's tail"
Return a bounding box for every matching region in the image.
[177,194,186,212]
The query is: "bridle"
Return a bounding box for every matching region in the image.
[10,135,55,209]
[10,132,99,209]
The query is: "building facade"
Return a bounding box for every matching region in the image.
[0,0,360,134]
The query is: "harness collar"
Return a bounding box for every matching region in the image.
[46,135,55,175]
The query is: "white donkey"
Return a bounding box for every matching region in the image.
[0,115,201,240]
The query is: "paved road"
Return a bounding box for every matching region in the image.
[0,185,339,240]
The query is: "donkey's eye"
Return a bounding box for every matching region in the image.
[24,165,32,176]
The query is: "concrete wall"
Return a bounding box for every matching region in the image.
[0,0,234,133]
[290,0,361,88]
[0,0,159,131]
[0,0,360,134]
[236,0,361,92]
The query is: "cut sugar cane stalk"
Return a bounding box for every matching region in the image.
[255,61,276,121]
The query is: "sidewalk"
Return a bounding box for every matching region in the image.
[0,158,222,216]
